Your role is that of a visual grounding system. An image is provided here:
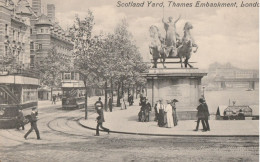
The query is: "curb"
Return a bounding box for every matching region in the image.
[76,117,259,138]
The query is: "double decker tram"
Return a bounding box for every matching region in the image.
[61,71,85,110]
[0,72,39,128]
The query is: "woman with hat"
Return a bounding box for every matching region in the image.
[157,99,165,127]
[165,99,174,128]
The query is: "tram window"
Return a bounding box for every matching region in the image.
[64,73,71,80]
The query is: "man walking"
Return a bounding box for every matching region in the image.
[203,99,210,131]
[95,109,110,136]
[24,108,40,140]
[194,98,206,131]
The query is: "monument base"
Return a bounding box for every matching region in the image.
[144,68,207,120]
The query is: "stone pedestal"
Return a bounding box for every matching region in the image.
[143,68,207,120]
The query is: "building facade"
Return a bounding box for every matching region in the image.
[47,4,55,22]
[31,0,41,15]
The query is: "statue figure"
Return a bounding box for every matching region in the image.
[149,17,198,69]
[149,25,166,68]
[162,15,181,57]
[177,22,198,68]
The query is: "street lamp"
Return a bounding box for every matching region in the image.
[202,86,205,99]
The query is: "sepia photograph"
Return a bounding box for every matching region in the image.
[0,0,259,161]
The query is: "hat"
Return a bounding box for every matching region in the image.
[199,98,205,103]
[172,99,179,103]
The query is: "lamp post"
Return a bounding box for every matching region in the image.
[202,86,205,99]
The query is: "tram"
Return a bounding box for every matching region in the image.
[61,71,85,110]
[0,72,39,128]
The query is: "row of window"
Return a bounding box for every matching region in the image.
[5,24,25,43]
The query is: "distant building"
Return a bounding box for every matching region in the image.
[32,0,41,15]
[47,4,55,22]
[203,63,259,90]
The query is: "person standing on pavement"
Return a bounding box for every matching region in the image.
[52,95,56,104]
[24,108,40,140]
[165,99,174,128]
[154,101,159,121]
[158,99,166,127]
[16,109,24,130]
[171,99,178,126]
[108,97,113,112]
[202,99,210,131]
[95,109,110,136]
[194,98,206,131]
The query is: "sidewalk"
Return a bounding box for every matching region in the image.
[79,103,259,137]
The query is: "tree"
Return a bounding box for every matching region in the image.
[34,46,71,98]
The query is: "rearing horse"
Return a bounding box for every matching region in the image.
[177,22,198,68]
[149,25,167,68]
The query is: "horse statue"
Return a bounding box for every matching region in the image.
[177,22,198,68]
[149,18,198,68]
[149,25,167,68]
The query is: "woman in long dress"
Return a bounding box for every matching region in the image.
[165,100,174,128]
[157,100,165,127]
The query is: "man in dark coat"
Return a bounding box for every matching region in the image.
[24,108,40,140]
[194,98,206,131]
[202,99,210,131]
[95,109,110,136]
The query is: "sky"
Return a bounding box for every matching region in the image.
[25,0,259,69]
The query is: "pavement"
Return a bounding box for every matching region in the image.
[79,102,259,137]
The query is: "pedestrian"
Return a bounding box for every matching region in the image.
[108,97,113,112]
[94,97,103,112]
[154,101,159,121]
[171,99,178,126]
[144,98,152,122]
[24,108,40,140]
[157,99,166,127]
[165,99,174,128]
[128,94,134,106]
[52,95,56,104]
[203,99,210,131]
[16,109,24,130]
[95,109,110,136]
[120,94,127,110]
[194,98,206,132]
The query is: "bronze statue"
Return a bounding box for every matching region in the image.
[162,15,181,57]
[177,22,198,68]
[149,16,198,68]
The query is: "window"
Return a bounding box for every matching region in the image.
[23,89,37,103]
[30,28,32,34]
[45,29,49,33]
[5,46,8,56]
[41,29,44,33]
[64,73,71,80]
[13,30,15,39]
[18,32,20,41]
[30,56,35,67]
[13,50,15,55]
[38,44,42,50]
[5,24,8,35]
[30,42,34,49]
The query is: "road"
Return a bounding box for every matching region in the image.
[0,100,259,162]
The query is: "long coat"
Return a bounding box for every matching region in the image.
[165,104,174,128]
[197,104,205,119]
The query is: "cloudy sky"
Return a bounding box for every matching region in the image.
[27,0,259,69]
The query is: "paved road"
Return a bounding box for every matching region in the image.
[0,100,259,162]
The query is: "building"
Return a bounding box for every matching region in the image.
[31,0,41,15]
[203,63,259,90]
[47,4,55,22]
[0,0,39,128]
